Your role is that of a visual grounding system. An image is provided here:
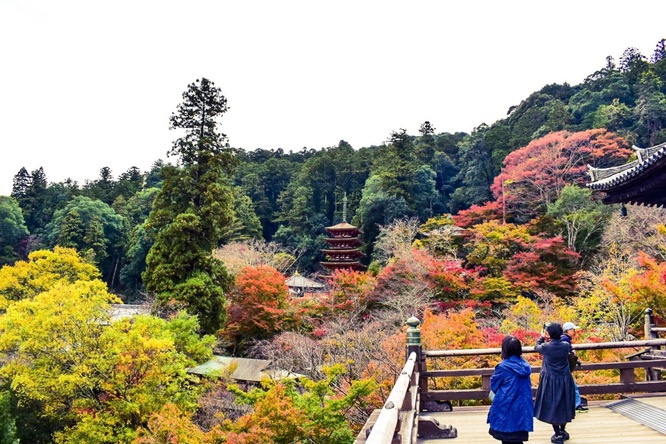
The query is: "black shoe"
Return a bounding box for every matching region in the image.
[551,434,564,444]
[561,430,570,441]
[576,404,589,412]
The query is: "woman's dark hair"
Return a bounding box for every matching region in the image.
[501,335,523,359]
[545,322,563,340]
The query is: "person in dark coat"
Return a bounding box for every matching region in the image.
[487,335,534,444]
[534,322,576,444]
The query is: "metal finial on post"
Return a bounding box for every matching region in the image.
[342,192,348,223]
[406,316,421,346]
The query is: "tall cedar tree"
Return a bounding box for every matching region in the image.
[143,78,235,334]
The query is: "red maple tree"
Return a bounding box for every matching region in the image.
[225,266,289,345]
[490,129,631,221]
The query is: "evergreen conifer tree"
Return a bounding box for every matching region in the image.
[143,78,235,333]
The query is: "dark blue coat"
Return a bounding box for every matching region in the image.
[533,337,576,424]
[487,355,534,433]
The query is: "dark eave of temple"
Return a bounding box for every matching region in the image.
[586,142,666,206]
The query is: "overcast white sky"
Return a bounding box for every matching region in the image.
[1,1,664,196]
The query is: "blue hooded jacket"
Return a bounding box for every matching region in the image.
[487,355,534,433]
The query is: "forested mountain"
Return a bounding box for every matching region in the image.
[1,40,666,443]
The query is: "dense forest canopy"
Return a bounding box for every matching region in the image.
[1,40,666,443]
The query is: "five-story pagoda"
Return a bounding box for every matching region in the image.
[321,196,366,272]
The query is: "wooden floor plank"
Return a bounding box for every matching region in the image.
[417,397,666,443]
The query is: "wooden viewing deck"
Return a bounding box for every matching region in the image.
[415,395,666,443]
[357,309,666,444]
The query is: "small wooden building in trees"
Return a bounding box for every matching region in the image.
[285,271,327,298]
[188,356,302,385]
[587,142,666,207]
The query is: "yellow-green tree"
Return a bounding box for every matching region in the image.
[53,315,212,444]
[574,248,643,341]
[0,279,119,442]
[500,296,543,333]
[221,365,376,444]
[0,247,101,309]
[0,249,214,444]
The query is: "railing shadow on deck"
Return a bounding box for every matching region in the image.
[356,308,666,444]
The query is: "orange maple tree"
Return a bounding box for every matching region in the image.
[323,269,377,319]
[224,265,289,346]
[626,252,666,314]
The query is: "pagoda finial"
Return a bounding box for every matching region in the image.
[342,192,348,222]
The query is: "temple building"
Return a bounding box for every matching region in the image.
[320,195,366,272]
[587,142,666,207]
[285,271,326,298]
[320,221,366,272]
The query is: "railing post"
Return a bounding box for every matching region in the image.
[406,316,421,360]
[406,316,425,412]
[645,308,657,340]
[644,308,662,381]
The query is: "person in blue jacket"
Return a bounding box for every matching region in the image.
[534,322,576,444]
[487,335,534,444]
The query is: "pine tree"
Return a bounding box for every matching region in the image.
[650,38,666,63]
[55,209,85,249]
[11,167,31,199]
[143,78,235,334]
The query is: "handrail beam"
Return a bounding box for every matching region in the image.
[365,352,417,444]
[422,358,666,378]
[424,339,666,357]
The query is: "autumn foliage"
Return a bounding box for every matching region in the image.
[324,269,377,318]
[222,365,376,444]
[453,200,503,228]
[373,248,469,302]
[490,129,632,221]
[626,252,666,312]
[463,220,580,298]
[225,266,289,346]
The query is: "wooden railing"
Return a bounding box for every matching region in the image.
[355,309,666,443]
[363,352,419,444]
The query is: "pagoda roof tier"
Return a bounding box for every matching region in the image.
[322,249,365,257]
[587,142,666,206]
[321,261,367,271]
[325,222,363,234]
[324,237,362,245]
[324,234,360,239]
